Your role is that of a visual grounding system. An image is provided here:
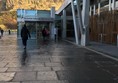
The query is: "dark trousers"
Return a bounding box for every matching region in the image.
[1,32,3,36]
[55,34,57,42]
[22,38,27,46]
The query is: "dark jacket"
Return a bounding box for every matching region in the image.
[21,26,30,39]
[42,29,46,37]
[1,29,4,33]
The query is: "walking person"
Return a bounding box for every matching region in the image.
[8,29,11,35]
[21,24,31,49]
[42,27,47,41]
[0,27,1,38]
[1,29,4,37]
[54,27,57,42]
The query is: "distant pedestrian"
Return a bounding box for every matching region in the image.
[21,24,31,49]
[54,27,57,42]
[0,27,1,38]
[8,29,11,35]
[42,27,49,41]
[0,29,4,37]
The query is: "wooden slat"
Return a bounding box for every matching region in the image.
[89,10,118,45]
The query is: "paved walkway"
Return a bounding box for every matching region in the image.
[67,38,118,59]
[88,42,118,58]
[0,35,118,83]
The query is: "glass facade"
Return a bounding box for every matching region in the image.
[17,9,56,39]
[17,9,51,18]
[17,9,37,18]
[37,11,50,18]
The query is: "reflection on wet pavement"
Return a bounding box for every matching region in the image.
[0,35,118,83]
[21,49,28,66]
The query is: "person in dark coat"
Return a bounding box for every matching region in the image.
[1,29,4,37]
[8,29,11,35]
[42,27,47,41]
[21,24,31,49]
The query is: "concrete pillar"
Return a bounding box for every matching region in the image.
[71,0,79,44]
[112,0,116,10]
[81,0,90,46]
[50,7,55,40]
[23,9,25,17]
[98,2,101,15]
[62,9,67,39]
[93,4,96,15]
[51,7,55,18]
[36,10,37,17]
[89,6,92,16]
[76,0,83,34]
[109,0,112,11]
[21,9,22,18]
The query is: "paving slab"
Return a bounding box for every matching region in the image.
[33,67,52,71]
[0,62,8,67]
[13,72,36,81]
[0,72,15,81]
[7,67,33,72]
[0,68,8,72]
[37,71,58,80]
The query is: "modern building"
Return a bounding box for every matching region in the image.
[17,0,118,47]
[17,7,55,39]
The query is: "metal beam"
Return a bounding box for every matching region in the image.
[71,0,79,44]
[56,0,71,14]
[81,0,90,46]
[76,0,84,34]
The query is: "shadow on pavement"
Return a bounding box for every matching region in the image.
[21,49,28,66]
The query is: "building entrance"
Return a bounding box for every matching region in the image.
[36,22,50,40]
[26,22,36,39]
[17,9,56,40]
[26,22,50,40]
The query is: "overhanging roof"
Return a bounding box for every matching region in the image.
[56,0,71,14]
[56,0,113,15]
[17,18,54,22]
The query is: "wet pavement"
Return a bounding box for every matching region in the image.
[0,35,118,83]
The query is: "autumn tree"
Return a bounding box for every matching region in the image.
[1,11,17,29]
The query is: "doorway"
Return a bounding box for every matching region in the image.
[26,22,36,39]
[36,22,50,40]
[26,22,50,39]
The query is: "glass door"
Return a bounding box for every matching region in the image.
[26,22,36,39]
